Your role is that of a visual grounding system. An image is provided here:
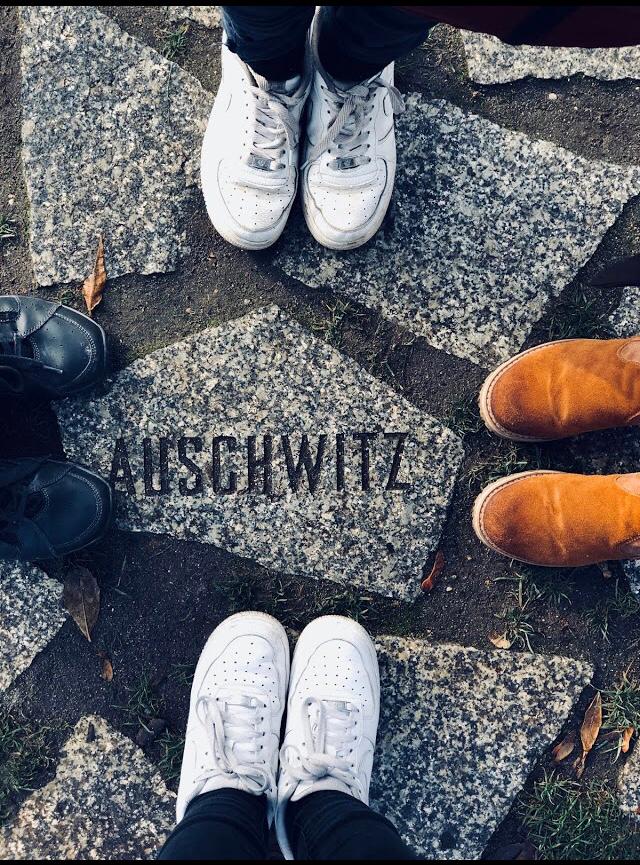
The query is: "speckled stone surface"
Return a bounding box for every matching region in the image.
[0,715,175,860]
[462,31,640,85]
[167,6,221,29]
[55,306,463,601]
[610,286,640,338]
[0,562,66,693]
[19,6,212,287]
[279,96,640,368]
[618,734,640,821]
[372,636,593,859]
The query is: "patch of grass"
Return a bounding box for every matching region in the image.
[0,705,57,822]
[508,564,575,608]
[544,288,616,342]
[584,580,640,642]
[162,23,190,60]
[496,600,537,652]
[157,731,185,786]
[0,215,17,243]
[600,671,640,760]
[311,300,360,348]
[117,672,163,729]
[460,441,529,494]
[312,584,373,624]
[169,662,195,689]
[443,391,484,437]
[519,771,640,859]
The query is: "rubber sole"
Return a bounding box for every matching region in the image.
[471,469,564,566]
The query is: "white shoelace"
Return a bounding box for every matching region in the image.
[194,693,274,795]
[244,73,302,173]
[304,77,404,169]
[279,696,364,799]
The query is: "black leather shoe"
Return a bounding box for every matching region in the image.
[0,296,107,399]
[0,458,112,561]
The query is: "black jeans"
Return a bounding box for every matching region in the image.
[158,789,416,860]
[221,5,433,82]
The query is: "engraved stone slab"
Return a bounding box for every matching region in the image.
[55,306,463,601]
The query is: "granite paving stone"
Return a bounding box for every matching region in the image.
[55,306,463,601]
[279,96,640,368]
[372,636,593,859]
[0,716,175,860]
[19,6,212,287]
[0,561,66,693]
[462,31,640,85]
[610,285,640,338]
[166,6,221,30]
[618,734,640,822]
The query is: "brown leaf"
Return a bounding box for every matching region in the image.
[63,566,100,641]
[552,729,576,763]
[101,656,113,682]
[580,692,602,756]
[82,235,107,315]
[421,550,445,592]
[489,631,512,649]
[621,726,634,754]
[573,692,602,777]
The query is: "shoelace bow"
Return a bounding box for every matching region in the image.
[244,73,302,175]
[280,696,363,799]
[194,693,274,795]
[0,310,62,394]
[304,77,404,169]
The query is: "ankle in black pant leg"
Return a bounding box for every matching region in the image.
[318,5,434,82]
[221,5,314,80]
[286,791,417,861]
[158,789,269,861]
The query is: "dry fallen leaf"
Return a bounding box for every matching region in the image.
[421,550,445,592]
[489,631,512,649]
[552,729,576,763]
[621,726,634,754]
[574,692,602,777]
[101,656,113,682]
[82,235,107,315]
[63,565,100,641]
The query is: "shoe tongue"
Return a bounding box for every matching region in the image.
[269,74,301,95]
[291,776,352,803]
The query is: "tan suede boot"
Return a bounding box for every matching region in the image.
[479,337,640,441]
[472,470,640,567]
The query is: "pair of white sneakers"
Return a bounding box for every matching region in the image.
[176,612,380,860]
[201,19,405,252]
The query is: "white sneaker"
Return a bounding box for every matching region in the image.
[301,23,405,251]
[201,41,310,250]
[275,616,380,860]
[176,611,290,825]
